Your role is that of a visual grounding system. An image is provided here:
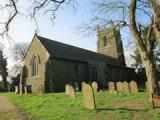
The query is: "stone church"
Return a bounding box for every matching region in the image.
[21,28,136,93]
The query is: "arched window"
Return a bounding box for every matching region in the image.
[30,55,40,76]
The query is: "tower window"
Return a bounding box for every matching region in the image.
[103,36,107,47]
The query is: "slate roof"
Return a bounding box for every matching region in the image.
[37,35,118,65]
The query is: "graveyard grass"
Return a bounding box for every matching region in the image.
[4,92,160,120]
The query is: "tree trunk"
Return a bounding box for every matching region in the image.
[149,0,160,41]
[141,54,156,101]
[130,0,157,101]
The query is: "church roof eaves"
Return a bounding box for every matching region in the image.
[37,35,118,65]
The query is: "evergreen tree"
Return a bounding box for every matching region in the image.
[0,50,8,88]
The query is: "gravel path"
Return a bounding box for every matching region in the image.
[0,96,30,120]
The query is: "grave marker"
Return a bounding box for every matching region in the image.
[82,84,96,109]
[91,81,98,93]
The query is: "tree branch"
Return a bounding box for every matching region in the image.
[130,0,146,51]
[0,0,18,36]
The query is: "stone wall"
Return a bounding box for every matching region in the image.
[24,35,49,93]
[48,58,90,92]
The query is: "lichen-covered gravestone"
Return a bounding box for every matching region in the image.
[129,81,138,93]
[15,86,19,94]
[122,81,130,94]
[116,82,123,93]
[70,85,76,99]
[91,81,98,93]
[82,84,96,109]
[65,84,70,95]
[108,82,116,93]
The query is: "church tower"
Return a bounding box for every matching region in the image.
[97,28,126,66]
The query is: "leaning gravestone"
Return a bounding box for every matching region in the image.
[122,81,130,94]
[116,82,123,93]
[15,86,19,94]
[65,84,70,95]
[129,81,138,93]
[91,81,98,93]
[82,84,96,109]
[70,85,76,99]
[108,82,116,93]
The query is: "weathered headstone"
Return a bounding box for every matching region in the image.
[122,81,130,94]
[15,86,19,94]
[38,84,44,95]
[116,82,123,93]
[82,84,96,109]
[108,82,116,93]
[129,81,138,93]
[70,85,76,99]
[81,82,86,92]
[81,82,86,88]
[146,81,149,92]
[91,81,98,93]
[65,84,70,95]
[24,86,28,95]
[19,84,23,94]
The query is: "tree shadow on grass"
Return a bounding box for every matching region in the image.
[96,107,149,112]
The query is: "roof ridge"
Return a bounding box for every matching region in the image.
[37,35,97,53]
[36,35,118,65]
[37,35,114,58]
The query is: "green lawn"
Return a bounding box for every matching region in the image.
[4,92,160,120]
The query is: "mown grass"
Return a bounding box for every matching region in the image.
[3,92,160,120]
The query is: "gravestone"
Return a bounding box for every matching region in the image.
[122,81,130,94]
[24,86,27,95]
[129,81,138,93]
[81,82,86,92]
[91,81,98,93]
[146,81,149,92]
[116,82,123,93]
[38,84,44,95]
[15,86,19,94]
[70,85,76,99]
[81,82,86,88]
[19,84,23,94]
[82,84,96,109]
[65,84,70,95]
[108,82,116,93]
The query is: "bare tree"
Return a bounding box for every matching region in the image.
[80,0,159,101]
[11,43,29,76]
[149,0,160,42]
[0,0,76,37]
